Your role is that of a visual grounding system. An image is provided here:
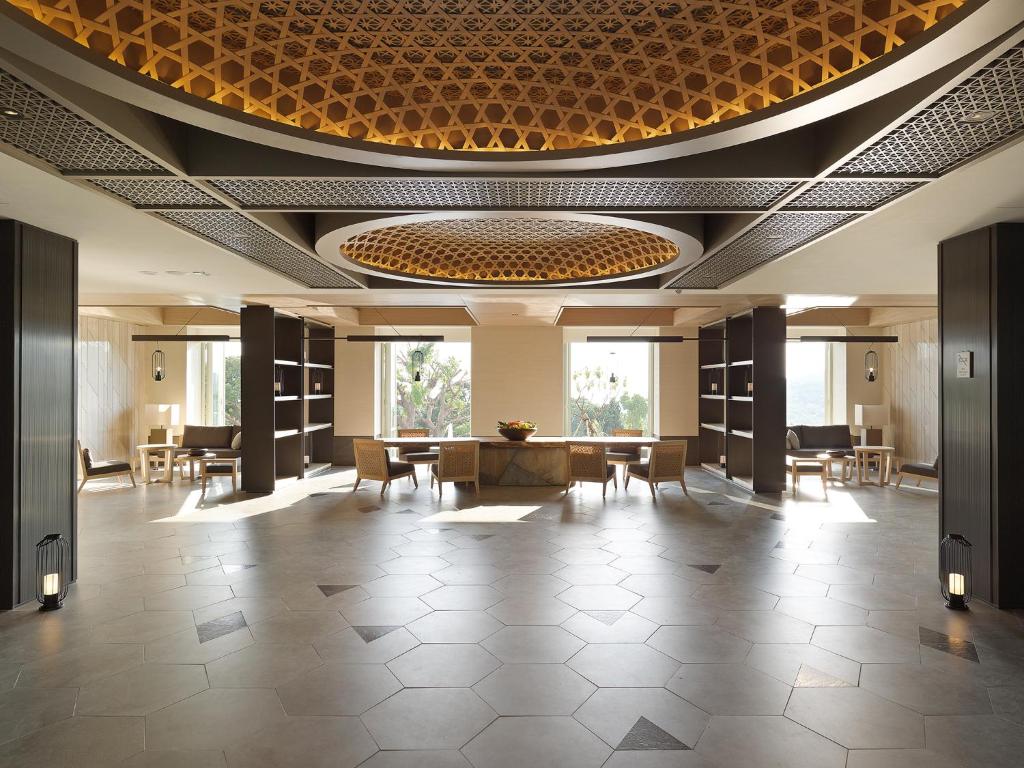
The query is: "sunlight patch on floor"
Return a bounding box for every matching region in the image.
[420,505,541,523]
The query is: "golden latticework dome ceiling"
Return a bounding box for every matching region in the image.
[9,0,966,151]
[339,217,679,283]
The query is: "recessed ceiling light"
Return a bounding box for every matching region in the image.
[0,106,23,119]
[138,270,158,275]
[764,234,786,241]
[959,109,998,125]
[190,270,210,277]
[165,270,185,275]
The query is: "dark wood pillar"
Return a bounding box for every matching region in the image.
[0,220,78,609]
[939,223,1024,607]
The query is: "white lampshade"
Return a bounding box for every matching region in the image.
[854,403,889,427]
[145,403,180,428]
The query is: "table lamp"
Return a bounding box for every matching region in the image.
[854,403,889,446]
[145,403,180,444]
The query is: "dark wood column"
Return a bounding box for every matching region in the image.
[0,220,78,609]
[939,223,1024,608]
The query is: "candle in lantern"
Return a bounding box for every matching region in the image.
[42,573,59,596]
[948,572,965,596]
[710,382,718,394]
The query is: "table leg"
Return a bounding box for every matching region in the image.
[162,448,174,483]
[856,454,863,485]
[190,460,196,481]
[821,464,828,499]
[139,449,150,483]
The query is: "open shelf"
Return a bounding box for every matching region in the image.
[730,360,754,367]
[731,429,754,439]
[274,428,300,439]
[700,462,728,479]
[700,394,725,400]
[729,396,753,402]
[274,359,300,367]
[303,422,332,433]
[274,395,299,402]
[305,394,333,400]
[700,422,726,433]
[305,362,333,370]
[700,362,727,370]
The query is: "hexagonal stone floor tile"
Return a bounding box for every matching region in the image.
[695,715,846,768]
[361,688,496,749]
[573,687,709,750]
[387,644,499,687]
[462,716,612,768]
[481,625,584,663]
[405,610,503,643]
[786,687,925,749]
[667,663,792,715]
[567,643,679,687]
[76,662,208,716]
[146,688,287,751]
[276,662,402,715]
[473,664,596,715]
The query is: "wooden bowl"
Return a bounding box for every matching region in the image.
[498,427,537,441]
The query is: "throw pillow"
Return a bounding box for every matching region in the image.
[786,429,800,450]
[231,431,242,450]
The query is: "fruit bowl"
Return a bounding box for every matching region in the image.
[187,448,208,457]
[498,427,537,441]
[497,420,537,441]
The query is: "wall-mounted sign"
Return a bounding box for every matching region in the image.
[956,350,973,379]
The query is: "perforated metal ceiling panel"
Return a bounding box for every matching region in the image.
[158,210,361,289]
[208,177,797,210]
[837,43,1024,176]
[667,212,859,289]
[0,70,163,173]
[783,180,923,210]
[91,178,227,208]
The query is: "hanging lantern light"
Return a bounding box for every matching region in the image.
[609,351,618,384]
[864,349,879,382]
[151,349,166,382]
[939,534,972,610]
[411,349,425,382]
[36,533,70,611]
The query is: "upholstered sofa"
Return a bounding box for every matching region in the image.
[785,424,855,458]
[174,424,242,459]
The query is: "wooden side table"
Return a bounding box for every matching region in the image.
[200,456,240,493]
[786,456,830,499]
[854,446,895,486]
[136,443,176,483]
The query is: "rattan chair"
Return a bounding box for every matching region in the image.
[565,441,617,498]
[397,428,439,474]
[607,428,644,480]
[430,440,480,497]
[353,438,417,496]
[625,440,688,497]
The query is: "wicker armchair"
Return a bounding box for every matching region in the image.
[430,440,480,497]
[565,441,617,498]
[607,428,644,480]
[353,438,417,496]
[625,440,688,497]
[397,428,439,474]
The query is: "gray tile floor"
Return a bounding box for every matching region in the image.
[2,467,1024,767]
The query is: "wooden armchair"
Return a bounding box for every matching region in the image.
[77,440,135,492]
[625,440,688,497]
[397,428,439,473]
[353,438,417,496]
[606,428,644,480]
[565,441,616,498]
[431,440,480,498]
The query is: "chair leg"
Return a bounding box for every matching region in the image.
[412,473,419,489]
[380,481,388,497]
[474,479,480,494]
[201,475,207,494]
[129,471,137,487]
[353,477,361,491]
[602,481,607,499]
[895,473,903,489]
[77,478,87,493]
[438,481,443,499]
[624,473,630,489]
[612,472,617,490]
[232,471,237,493]
[648,481,656,498]
[680,473,688,495]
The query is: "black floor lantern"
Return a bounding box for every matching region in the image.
[939,533,972,610]
[35,533,70,610]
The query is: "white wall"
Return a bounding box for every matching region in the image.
[657,326,698,436]
[334,327,380,436]
[471,326,565,436]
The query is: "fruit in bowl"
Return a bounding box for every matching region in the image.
[497,420,537,441]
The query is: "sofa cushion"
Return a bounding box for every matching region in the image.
[798,425,853,450]
[230,431,242,450]
[87,460,132,476]
[902,462,938,478]
[181,425,234,449]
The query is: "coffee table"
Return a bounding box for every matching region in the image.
[854,445,895,486]
[175,452,215,481]
[136,443,176,483]
[200,456,240,493]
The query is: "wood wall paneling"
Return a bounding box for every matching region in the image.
[78,316,143,463]
[882,319,939,464]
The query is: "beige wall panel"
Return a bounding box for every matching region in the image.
[334,328,380,435]
[77,315,143,461]
[658,326,698,436]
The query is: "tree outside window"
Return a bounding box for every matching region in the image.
[568,342,651,436]
[391,342,471,436]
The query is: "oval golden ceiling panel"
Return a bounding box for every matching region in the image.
[338,217,680,284]
[8,0,967,152]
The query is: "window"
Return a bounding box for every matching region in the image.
[786,341,831,425]
[382,341,471,436]
[567,342,652,436]
[186,339,241,426]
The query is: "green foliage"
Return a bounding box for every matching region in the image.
[224,355,241,426]
[394,343,471,436]
[569,365,649,436]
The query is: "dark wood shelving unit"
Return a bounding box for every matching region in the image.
[242,308,336,492]
[698,307,785,494]
[304,321,335,478]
